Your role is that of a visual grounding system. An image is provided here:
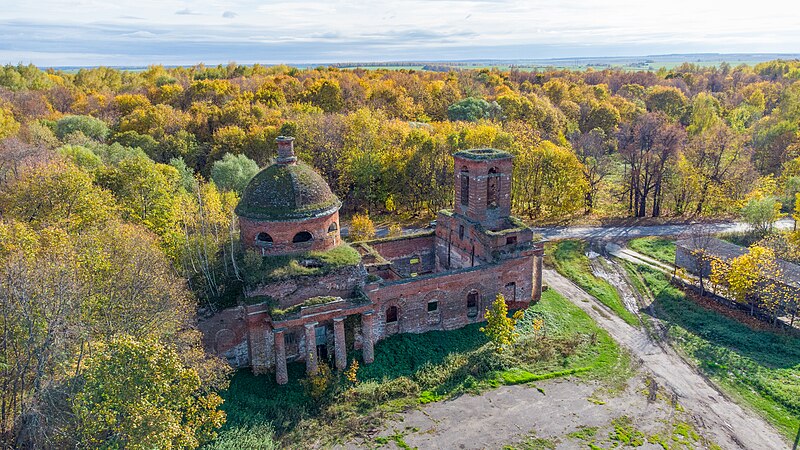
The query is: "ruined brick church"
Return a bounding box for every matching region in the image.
[202,137,544,384]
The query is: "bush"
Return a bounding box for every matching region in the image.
[205,424,278,450]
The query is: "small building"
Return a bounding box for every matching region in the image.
[675,237,800,289]
[202,138,545,385]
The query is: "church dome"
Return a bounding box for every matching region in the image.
[235,160,341,221]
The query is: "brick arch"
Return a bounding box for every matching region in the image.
[381,299,402,335]
[214,329,236,353]
[422,290,446,303]
[459,283,485,320]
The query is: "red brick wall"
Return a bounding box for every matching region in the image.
[368,235,436,276]
[239,210,340,255]
[365,255,534,340]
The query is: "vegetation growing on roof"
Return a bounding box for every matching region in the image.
[454,148,513,160]
[235,161,341,221]
[243,244,361,286]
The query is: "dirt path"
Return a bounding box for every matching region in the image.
[543,268,789,450]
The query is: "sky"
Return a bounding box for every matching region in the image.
[1,0,799,67]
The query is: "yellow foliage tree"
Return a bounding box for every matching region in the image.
[480,293,524,353]
[712,245,782,318]
[349,213,376,241]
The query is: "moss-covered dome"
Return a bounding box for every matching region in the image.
[235,161,341,221]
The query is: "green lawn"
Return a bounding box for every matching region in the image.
[209,289,629,448]
[546,240,639,326]
[625,263,800,439]
[627,237,676,265]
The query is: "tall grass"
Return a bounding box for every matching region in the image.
[626,263,800,439]
[546,240,639,326]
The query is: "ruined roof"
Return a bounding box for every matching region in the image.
[453,148,513,161]
[235,161,341,221]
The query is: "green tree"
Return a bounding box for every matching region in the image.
[741,196,784,235]
[210,153,259,193]
[447,97,493,122]
[74,335,225,450]
[55,115,110,141]
[480,293,524,353]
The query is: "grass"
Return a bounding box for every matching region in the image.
[546,240,639,326]
[625,263,800,440]
[627,237,676,265]
[210,289,629,448]
[248,243,361,284]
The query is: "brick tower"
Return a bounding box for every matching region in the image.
[453,148,514,231]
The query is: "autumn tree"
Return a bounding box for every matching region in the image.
[569,128,613,213]
[511,139,589,219]
[684,123,752,215]
[349,213,376,241]
[711,245,782,319]
[481,293,524,353]
[618,113,685,217]
[74,335,225,449]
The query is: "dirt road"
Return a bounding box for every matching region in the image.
[543,268,789,450]
[531,218,795,241]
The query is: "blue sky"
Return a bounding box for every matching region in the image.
[1,0,799,67]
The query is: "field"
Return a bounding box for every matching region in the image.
[545,240,639,326]
[625,263,800,439]
[627,237,676,264]
[209,289,629,448]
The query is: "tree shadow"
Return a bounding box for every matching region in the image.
[643,280,800,370]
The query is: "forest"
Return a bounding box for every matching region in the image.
[1,60,800,447]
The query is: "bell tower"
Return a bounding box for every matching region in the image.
[452,148,513,230]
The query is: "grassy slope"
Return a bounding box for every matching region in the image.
[625,263,800,439]
[210,289,629,448]
[627,237,676,264]
[546,240,639,326]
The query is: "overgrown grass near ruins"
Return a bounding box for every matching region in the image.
[627,237,676,264]
[546,240,639,326]
[209,289,629,448]
[625,263,800,439]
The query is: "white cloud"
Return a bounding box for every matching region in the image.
[1,0,800,65]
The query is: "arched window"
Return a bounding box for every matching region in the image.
[292,231,313,243]
[460,167,470,206]
[487,167,499,208]
[328,222,338,233]
[386,306,398,323]
[467,290,479,318]
[255,232,273,246]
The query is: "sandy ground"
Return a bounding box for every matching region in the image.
[344,373,723,449]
